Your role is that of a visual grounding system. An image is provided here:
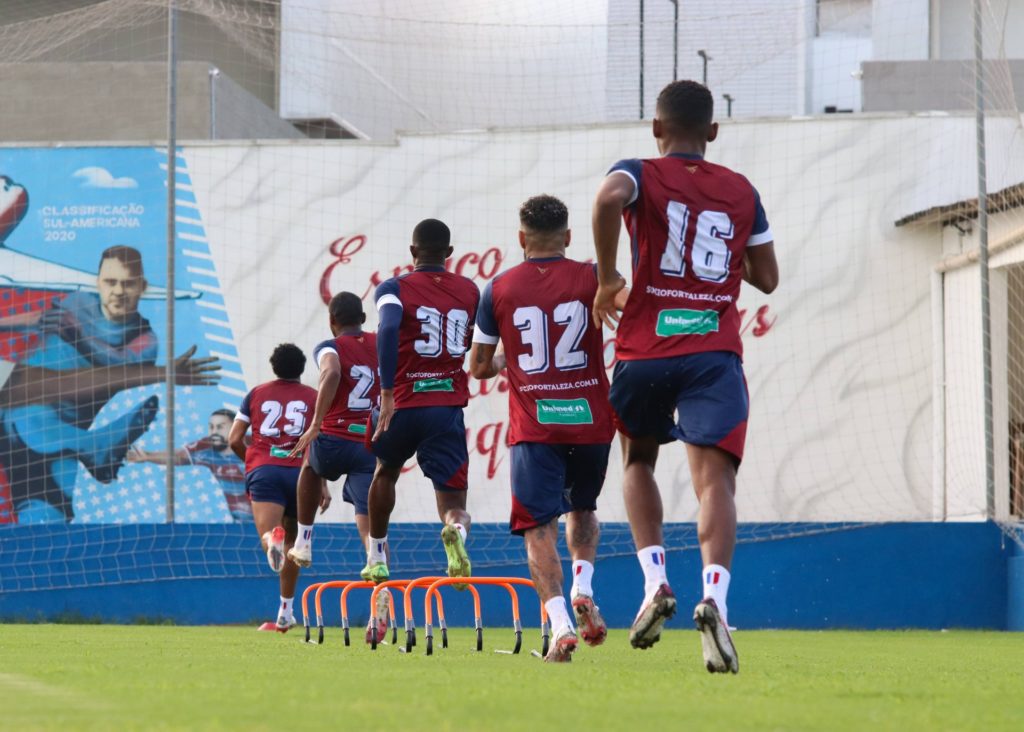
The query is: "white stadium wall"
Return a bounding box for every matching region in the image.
[178,112,1024,526]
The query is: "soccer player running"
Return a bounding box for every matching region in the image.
[469,195,620,663]
[287,292,389,642]
[591,80,778,674]
[227,343,317,632]
[363,219,480,586]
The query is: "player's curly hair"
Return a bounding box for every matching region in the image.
[519,194,568,233]
[210,408,236,421]
[269,343,306,380]
[329,291,365,327]
[656,80,714,132]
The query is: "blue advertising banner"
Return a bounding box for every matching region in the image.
[0,147,246,524]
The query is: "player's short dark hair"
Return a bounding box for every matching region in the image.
[99,245,144,277]
[269,343,306,380]
[210,408,236,421]
[329,291,364,327]
[412,218,451,254]
[519,195,568,234]
[656,80,714,132]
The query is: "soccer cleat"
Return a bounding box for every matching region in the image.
[694,598,739,674]
[287,545,312,568]
[264,526,286,573]
[629,583,677,650]
[360,561,389,584]
[258,616,296,634]
[571,593,607,647]
[80,395,159,484]
[440,524,471,590]
[365,588,391,644]
[543,626,578,663]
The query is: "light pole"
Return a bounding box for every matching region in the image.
[697,49,712,86]
[639,0,645,119]
[669,0,678,81]
[723,93,734,118]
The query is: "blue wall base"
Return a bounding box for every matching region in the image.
[0,522,1016,630]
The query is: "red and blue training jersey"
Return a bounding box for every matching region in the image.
[311,331,379,442]
[473,256,614,446]
[236,379,318,473]
[609,153,773,361]
[375,266,480,409]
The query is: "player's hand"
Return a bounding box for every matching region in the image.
[592,276,627,330]
[318,481,332,514]
[372,391,395,442]
[492,342,507,374]
[173,345,222,386]
[126,446,147,463]
[290,424,319,459]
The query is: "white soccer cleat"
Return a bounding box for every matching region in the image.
[571,593,607,647]
[257,615,296,634]
[287,544,312,568]
[629,583,677,650]
[694,598,739,674]
[544,626,578,663]
[264,526,286,573]
[365,588,391,645]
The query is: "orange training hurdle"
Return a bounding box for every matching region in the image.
[368,577,481,652]
[421,577,549,656]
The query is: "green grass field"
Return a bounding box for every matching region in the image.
[3,625,1022,731]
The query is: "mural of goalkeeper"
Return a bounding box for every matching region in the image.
[0,176,221,522]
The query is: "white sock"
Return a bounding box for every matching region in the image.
[294,523,313,551]
[571,560,594,598]
[367,535,388,564]
[278,596,293,620]
[452,522,467,542]
[637,545,668,600]
[544,596,574,635]
[702,564,731,624]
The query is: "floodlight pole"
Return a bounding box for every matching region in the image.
[639,0,645,119]
[669,0,679,81]
[698,49,711,86]
[973,0,994,519]
[723,93,734,118]
[165,0,178,523]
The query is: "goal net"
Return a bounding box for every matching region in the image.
[1,0,1023,594]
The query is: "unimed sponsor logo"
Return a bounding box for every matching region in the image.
[655,309,719,336]
[413,378,455,393]
[536,398,593,425]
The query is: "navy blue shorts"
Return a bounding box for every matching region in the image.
[246,465,300,517]
[508,442,610,536]
[371,406,468,491]
[307,433,376,516]
[609,351,749,463]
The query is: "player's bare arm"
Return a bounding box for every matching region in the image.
[290,350,341,458]
[468,341,505,380]
[126,446,189,465]
[227,419,248,462]
[0,346,219,409]
[743,242,779,294]
[591,172,634,329]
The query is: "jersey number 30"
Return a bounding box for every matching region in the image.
[660,202,734,283]
[414,306,470,358]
